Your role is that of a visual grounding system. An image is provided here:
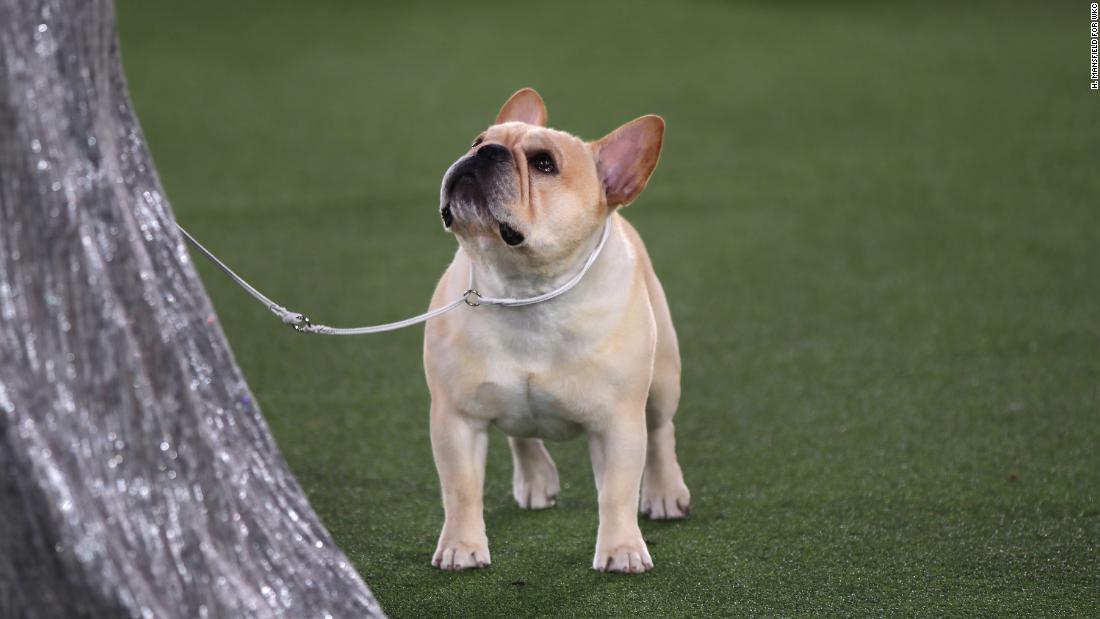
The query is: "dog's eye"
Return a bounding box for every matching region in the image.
[529,152,557,175]
[471,135,484,148]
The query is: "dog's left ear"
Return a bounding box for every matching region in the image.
[496,88,548,126]
[593,115,665,208]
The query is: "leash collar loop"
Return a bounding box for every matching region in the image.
[176,219,611,336]
[290,315,312,333]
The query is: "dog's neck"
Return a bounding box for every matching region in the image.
[461,217,616,302]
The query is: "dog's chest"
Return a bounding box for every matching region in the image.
[466,369,585,440]
[455,315,611,441]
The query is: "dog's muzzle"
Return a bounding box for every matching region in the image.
[440,144,525,246]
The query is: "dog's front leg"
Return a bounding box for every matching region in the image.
[430,403,491,570]
[588,412,652,573]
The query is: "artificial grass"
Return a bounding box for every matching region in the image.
[118,1,1098,616]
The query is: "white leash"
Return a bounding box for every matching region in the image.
[176,220,612,335]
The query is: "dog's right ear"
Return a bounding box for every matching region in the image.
[496,88,548,126]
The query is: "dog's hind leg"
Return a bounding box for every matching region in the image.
[640,268,691,520]
[641,420,690,520]
[509,437,560,509]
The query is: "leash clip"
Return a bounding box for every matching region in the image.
[291,314,312,332]
[463,289,482,307]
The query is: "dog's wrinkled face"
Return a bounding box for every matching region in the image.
[440,122,597,255]
[440,88,664,275]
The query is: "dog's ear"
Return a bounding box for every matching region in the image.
[593,115,665,207]
[496,88,548,126]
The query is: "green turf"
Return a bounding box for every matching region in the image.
[117,1,1099,615]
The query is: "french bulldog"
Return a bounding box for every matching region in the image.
[424,88,689,573]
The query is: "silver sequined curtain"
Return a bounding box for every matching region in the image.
[0,1,383,616]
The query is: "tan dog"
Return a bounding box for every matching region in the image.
[423,88,689,573]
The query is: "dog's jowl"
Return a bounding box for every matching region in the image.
[424,88,689,573]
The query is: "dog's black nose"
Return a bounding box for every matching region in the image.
[476,143,511,163]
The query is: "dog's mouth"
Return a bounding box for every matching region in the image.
[441,202,526,246]
[441,172,525,246]
[498,222,524,246]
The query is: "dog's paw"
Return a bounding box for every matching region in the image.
[512,449,560,510]
[640,478,691,520]
[593,538,653,574]
[431,539,491,571]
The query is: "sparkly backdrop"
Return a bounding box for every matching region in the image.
[0,1,383,616]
